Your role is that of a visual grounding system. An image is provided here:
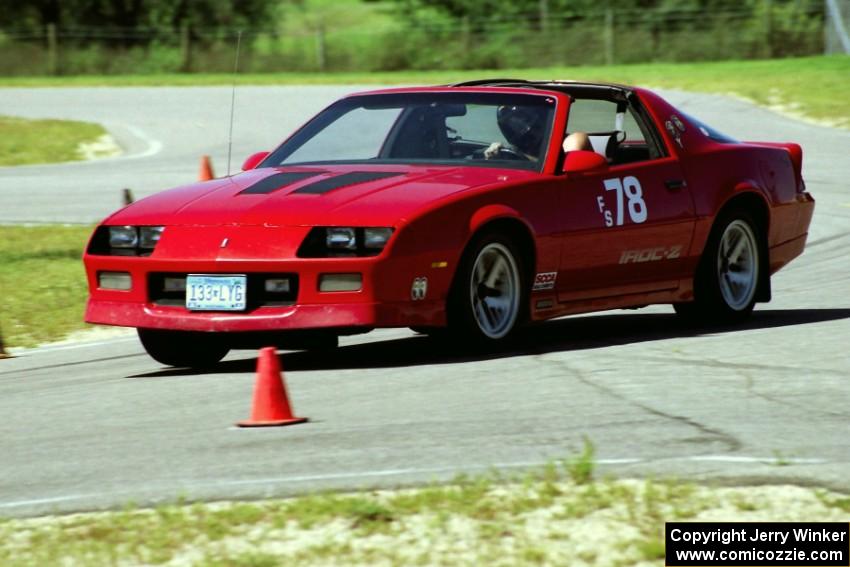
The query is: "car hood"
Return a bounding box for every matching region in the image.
[108,164,537,227]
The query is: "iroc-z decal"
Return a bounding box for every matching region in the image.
[619,245,683,264]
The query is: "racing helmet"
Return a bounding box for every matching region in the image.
[497,105,546,157]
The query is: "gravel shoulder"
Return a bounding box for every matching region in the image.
[3,468,849,567]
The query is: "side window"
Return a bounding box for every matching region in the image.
[566,97,666,165]
[622,109,647,144]
[620,103,668,163]
[566,99,646,159]
[566,99,619,134]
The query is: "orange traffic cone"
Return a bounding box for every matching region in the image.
[199,155,215,181]
[237,347,308,428]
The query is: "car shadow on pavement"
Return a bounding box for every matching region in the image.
[128,307,850,377]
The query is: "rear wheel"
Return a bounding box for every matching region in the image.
[138,329,229,368]
[448,232,527,344]
[675,209,762,323]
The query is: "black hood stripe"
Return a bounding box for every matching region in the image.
[292,171,405,195]
[239,171,324,195]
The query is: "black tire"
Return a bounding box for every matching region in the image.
[674,208,763,324]
[447,230,528,344]
[137,329,229,368]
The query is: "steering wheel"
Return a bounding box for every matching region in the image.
[470,145,531,161]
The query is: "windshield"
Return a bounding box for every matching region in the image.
[263,92,557,172]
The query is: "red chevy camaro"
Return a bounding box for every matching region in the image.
[83,80,814,367]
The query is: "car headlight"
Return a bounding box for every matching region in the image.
[91,226,165,256]
[326,227,357,250]
[364,227,393,249]
[109,226,138,248]
[297,227,394,257]
[139,226,165,249]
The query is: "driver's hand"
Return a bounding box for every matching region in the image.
[483,142,503,160]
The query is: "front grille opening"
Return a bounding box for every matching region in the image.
[148,273,299,309]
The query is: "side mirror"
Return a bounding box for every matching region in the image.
[561,151,608,175]
[241,151,270,171]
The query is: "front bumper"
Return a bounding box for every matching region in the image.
[84,250,448,333]
[85,298,425,332]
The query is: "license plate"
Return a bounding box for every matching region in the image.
[186,275,247,311]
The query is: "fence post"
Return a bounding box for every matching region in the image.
[539,0,549,32]
[825,0,833,53]
[180,22,191,72]
[0,328,9,359]
[46,23,58,75]
[315,25,327,72]
[824,0,850,54]
[764,0,774,57]
[461,16,471,53]
[604,8,615,65]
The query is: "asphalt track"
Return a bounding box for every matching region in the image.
[0,86,848,518]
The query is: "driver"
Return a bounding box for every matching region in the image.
[492,104,548,161]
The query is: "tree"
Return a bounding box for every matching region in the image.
[0,0,275,37]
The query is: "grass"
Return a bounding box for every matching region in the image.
[0,116,108,166]
[1,56,848,127]
[2,458,849,566]
[0,225,94,348]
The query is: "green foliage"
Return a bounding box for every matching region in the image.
[383,0,825,67]
[565,437,596,484]
[0,0,274,36]
[0,0,827,75]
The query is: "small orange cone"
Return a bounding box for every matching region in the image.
[237,347,307,428]
[199,155,215,181]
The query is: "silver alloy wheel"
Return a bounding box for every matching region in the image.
[469,242,521,339]
[716,219,759,311]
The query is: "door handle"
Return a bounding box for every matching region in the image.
[665,179,687,191]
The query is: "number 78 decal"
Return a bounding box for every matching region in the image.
[597,176,648,227]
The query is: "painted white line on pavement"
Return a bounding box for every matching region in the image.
[0,455,829,511]
[189,456,818,490]
[687,455,826,465]
[124,124,163,159]
[9,336,137,356]
[0,494,91,509]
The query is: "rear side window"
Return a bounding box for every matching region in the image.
[683,113,738,144]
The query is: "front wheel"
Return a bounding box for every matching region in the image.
[448,233,526,343]
[675,209,762,323]
[138,329,230,368]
